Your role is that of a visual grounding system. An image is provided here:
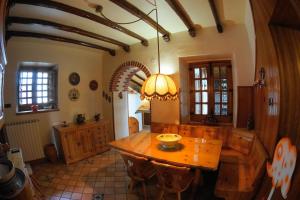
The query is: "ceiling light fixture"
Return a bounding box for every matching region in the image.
[140,0,178,101]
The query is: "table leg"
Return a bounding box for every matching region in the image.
[191,169,202,200]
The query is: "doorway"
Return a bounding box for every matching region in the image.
[110,61,151,139]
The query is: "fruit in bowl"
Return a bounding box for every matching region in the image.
[156,133,182,148]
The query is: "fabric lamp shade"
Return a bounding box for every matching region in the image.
[141,74,178,100]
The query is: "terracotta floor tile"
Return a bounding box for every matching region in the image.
[71,192,82,200]
[83,187,93,194]
[115,194,127,200]
[67,180,76,186]
[64,186,74,192]
[94,187,105,193]
[82,193,93,200]
[73,186,84,193]
[104,181,115,187]
[61,191,72,198]
[104,187,114,195]
[49,197,60,200]
[32,150,174,200]
[95,181,105,187]
[52,190,63,197]
[56,184,66,190]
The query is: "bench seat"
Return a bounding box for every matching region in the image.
[215,136,268,200]
[220,148,248,164]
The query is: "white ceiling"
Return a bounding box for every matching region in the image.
[8,0,247,52]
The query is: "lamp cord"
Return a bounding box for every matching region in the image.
[154,0,161,74]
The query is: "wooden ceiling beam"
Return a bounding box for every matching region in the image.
[6,31,116,56]
[208,0,223,33]
[165,0,196,37]
[109,0,170,42]
[7,16,130,52]
[9,0,149,46]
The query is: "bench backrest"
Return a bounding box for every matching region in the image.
[152,122,254,151]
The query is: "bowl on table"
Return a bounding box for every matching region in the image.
[156,133,182,149]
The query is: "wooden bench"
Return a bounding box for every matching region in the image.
[214,136,268,200]
[151,122,267,199]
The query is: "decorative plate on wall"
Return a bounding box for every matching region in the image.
[89,80,98,91]
[69,72,80,85]
[68,88,80,101]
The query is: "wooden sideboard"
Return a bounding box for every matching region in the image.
[54,120,110,164]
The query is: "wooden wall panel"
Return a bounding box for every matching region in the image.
[271,27,300,148]
[251,0,300,199]
[237,86,253,128]
[263,25,300,200]
[251,0,280,156]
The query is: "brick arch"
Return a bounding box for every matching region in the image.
[109,61,151,92]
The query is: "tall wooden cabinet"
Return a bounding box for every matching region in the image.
[54,120,110,164]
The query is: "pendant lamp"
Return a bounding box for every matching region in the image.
[140,1,178,101]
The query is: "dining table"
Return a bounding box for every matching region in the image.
[109,132,223,199]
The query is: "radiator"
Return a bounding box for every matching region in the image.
[5,119,44,162]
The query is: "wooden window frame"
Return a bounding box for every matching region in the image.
[189,60,233,124]
[17,65,58,113]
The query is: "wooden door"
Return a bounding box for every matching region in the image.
[237,86,254,128]
[60,130,82,164]
[79,128,96,156]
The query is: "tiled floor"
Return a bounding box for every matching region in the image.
[32,150,218,200]
[33,150,154,200]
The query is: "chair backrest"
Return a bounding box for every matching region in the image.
[151,160,194,192]
[128,117,139,135]
[248,136,268,187]
[120,151,150,180]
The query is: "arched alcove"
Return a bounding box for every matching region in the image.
[109,61,151,139]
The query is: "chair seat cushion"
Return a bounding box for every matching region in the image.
[215,163,254,194]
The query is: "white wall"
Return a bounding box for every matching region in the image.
[4,38,104,146]
[113,91,129,139]
[102,24,255,130]
[128,92,143,131]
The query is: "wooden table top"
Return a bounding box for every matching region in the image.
[109,133,222,170]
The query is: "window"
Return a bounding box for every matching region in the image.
[189,61,233,124]
[17,63,58,113]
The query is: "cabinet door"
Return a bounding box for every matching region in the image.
[60,130,82,164]
[93,125,105,153]
[79,128,96,156]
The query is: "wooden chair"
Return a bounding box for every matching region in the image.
[120,151,155,199]
[151,160,194,200]
[128,117,139,135]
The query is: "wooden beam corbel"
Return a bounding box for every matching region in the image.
[109,0,170,42]
[9,0,149,46]
[6,31,116,56]
[208,0,223,33]
[165,0,196,37]
[7,16,130,52]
